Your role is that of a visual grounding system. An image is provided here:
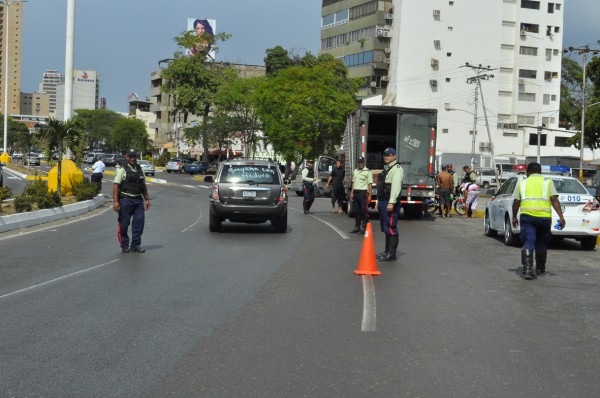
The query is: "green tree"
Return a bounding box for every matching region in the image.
[161,31,237,161]
[38,118,85,196]
[264,46,292,77]
[257,56,359,162]
[110,118,150,153]
[214,76,265,158]
[75,109,125,152]
[6,119,32,160]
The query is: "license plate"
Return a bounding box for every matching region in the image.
[243,190,256,198]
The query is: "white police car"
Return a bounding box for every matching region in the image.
[484,174,600,250]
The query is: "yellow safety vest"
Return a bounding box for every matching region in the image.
[519,175,552,217]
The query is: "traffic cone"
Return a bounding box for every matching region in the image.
[354,222,381,276]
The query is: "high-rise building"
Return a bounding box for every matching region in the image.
[20,91,50,116]
[55,69,100,119]
[0,1,23,115]
[321,0,574,165]
[38,70,65,116]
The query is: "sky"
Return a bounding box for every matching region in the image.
[21,0,599,114]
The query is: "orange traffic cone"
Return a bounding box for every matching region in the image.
[354,222,381,276]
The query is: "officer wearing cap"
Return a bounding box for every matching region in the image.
[301,159,317,214]
[113,149,150,253]
[376,148,404,261]
[349,156,373,234]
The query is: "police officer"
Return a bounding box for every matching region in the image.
[512,162,565,279]
[302,159,317,214]
[113,149,150,253]
[349,156,373,234]
[376,148,404,262]
[462,165,477,217]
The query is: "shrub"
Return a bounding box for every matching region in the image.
[14,194,34,212]
[37,190,62,209]
[0,186,12,201]
[72,178,100,201]
[156,153,170,167]
[23,179,48,198]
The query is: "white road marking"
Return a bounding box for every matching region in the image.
[290,208,350,239]
[361,275,377,332]
[181,211,203,233]
[0,259,120,301]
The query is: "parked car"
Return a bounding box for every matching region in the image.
[102,153,125,167]
[475,168,505,189]
[484,174,600,250]
[187,161,210,175]
[205,159,288,233]
[138,159,155,176]
[84,152,104,164]
[24,152,41,166]
[11,152,23,159]
[166,158,191,173]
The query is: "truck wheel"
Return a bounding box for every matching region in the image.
[482,181,490,189]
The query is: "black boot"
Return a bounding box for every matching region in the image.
[535,252,547,275]
[522,249,536,280]
[349,224,360,233]
[376,235,390,259]
[358,217,367,234]
[380,235,398,262]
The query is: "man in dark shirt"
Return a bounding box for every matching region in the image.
[326,160,346,214]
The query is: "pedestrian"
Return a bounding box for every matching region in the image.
[447,163,459,197]
[512,162,565,279]
[90,156,105,191]
[375,148,404,262]
[463,180,479,218]
[349,156,373,234]
[113,149,151,253]
[302,159,317,214]
[462,165,477,216]
[436,164,453,218]
[326,159,346,214]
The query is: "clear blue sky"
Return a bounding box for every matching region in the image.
[21,0,598,114]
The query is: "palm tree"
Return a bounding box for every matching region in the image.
[39,118,85,196]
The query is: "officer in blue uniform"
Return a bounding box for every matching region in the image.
[113,149,150,253]
[376,148,404,262]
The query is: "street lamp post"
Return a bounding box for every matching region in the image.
[1,0,23,155]
[564,46,600,182]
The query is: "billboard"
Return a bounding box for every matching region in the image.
[186,18,217,61]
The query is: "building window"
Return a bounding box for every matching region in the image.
[443,128,449,133]
[499,91,512,97]
[518,92,536,102]
[498,114,511,121]
[449,1,454,5]
[501,44,515,50]
[517,115,536,124]
[548,3,555,13]
[521,0,540,9]
[555,4,561,10]
[542,117,556,126]
[529,133,547,146]
[554,137,570,147]
[447,52,452,57]
[519,46,538,56]
[551,94,557,101]
[543,94,550,104]
[554,26,560,33]
[502,21,516,26]
[520,23,539,33]
[349,1,378,21]
[500,67,514,74]
[519,69,537,79]
[545,48,553,60]
[544,71,559,81]
[448,26,453,31]
[446,78,451,82]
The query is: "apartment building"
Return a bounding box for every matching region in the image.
[321,1,579,167]
[38,70,65,116]
[0,1,22,115]
[19,91,50,116]
[55,69,100,119]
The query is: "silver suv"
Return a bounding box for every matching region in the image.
[205,159,288,232]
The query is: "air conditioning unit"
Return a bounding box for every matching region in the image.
[381,76,390,82]
[384,13,393,20]
[431,58,439,67]
[377,29,385,37]
[383,30,392,37]
[433,39,441,47]
[429,79,438,86]
[520,29,527,36]
[384,47,391,54]
[433,10,441,17]
[370,81,377,88]
[383,58,391,64]
[518,78,525,85]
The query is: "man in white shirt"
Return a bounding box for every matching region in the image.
[91,156,106,191]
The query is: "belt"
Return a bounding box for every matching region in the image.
[354,189,367,192]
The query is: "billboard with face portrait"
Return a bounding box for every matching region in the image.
[186,18,217,61]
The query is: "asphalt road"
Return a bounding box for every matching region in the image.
[1,180,600,397]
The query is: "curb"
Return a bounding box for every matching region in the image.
[0,194,108,233]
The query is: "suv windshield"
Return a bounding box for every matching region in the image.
[220,165,279,184]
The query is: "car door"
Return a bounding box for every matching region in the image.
[490,177,517,229]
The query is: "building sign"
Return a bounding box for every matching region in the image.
[186,18,217,61]
[76,70,96,84]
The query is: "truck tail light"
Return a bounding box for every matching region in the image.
[583,198,600,212]
[212,184,220,200]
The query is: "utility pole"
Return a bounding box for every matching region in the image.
[464,63,498,186]
[563,45,600,183]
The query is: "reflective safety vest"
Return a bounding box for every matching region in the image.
[519,175,552,217]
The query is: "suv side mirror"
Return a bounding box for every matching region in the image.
[204,176,214,183]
